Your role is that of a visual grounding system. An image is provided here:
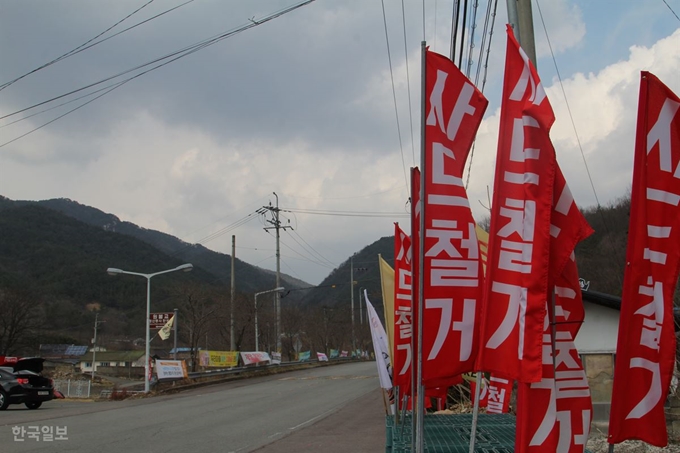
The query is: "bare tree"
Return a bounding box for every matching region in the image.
[280,302,305,361]
[0,287,43,355]
[176,284,218,371]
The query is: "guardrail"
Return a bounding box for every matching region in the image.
[98,357,359,398]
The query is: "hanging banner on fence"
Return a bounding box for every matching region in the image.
[298,351,311,362]
[155,360,188,380]
[330,349,339,359]
[271,352,281,364]
[340,350,348,358]
[198,350,239,368]
[317,352,329,362]
[240,352,271,365]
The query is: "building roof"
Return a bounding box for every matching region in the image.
[581,289,622,311]
[582,289,680,327]
[79,351,145,363]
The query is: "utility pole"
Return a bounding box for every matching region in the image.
[351,258,355,354]
[350,260,368,354]
[359,287,364,324]
[506,0,537,67]
[173,308,178,360]
[91,313,103,382]
[259,193,292,353]
[230,235,236,351]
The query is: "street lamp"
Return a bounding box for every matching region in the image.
[107,263,193,393]
[254,287,284,352]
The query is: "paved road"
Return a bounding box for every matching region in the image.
[1,361,385,453]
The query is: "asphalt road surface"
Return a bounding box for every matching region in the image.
[1,361,386,453]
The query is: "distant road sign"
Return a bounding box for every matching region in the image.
[149,312,174,329]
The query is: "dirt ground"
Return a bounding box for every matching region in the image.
[587,427,680,452]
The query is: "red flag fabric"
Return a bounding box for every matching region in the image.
[486,375,513,414]
[476,25,556,384]
[421,48,488,387]
[516,257,593,453]
[394,223,413,396]
[608,71,680,447]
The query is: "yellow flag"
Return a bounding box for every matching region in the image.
[158,315,174,341]
[475,224,489,275]
[378,254,395,357]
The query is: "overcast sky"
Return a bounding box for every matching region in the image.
[1,0,679,285]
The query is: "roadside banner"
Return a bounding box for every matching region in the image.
[317,352,329,362]
[330,349,339,358]
[155,360,188,380]
[298,351,311,362]
[271,352,282,364]
[240,352,271,365]
[340,351,348,358]
[198,350,239,368]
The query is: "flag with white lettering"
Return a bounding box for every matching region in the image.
[516,169,593,453]
[486,375,513,414]
[393,224,413,395]
[476,25,556,383]
[421,48,488,387]
[516,256,593,453]
[608,71,680,447]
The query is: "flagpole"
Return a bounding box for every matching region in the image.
[469,372,482,453]
[415,39,427,453]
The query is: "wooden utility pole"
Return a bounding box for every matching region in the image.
[230,235,236,351]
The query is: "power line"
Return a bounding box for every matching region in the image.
[284,229,337,268]
[380,0,410,197]
[535,0,624,288]
[400,0,416,166]
[0,0,161,92]
[282,207,409,218]
[0,0,316,146]
[663,0,680,22]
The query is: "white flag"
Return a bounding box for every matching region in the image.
[365,291,392,390]
[158,315,174,341]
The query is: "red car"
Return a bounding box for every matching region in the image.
[0,357,54,410]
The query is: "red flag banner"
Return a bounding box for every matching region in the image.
[476,25,556,383]
[394,223,413,395]
[608,72,680,447]
[486,375,513,414]
[421,49,488,386]
[516,257,593,453]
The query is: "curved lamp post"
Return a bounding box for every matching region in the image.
[107,263,193,393]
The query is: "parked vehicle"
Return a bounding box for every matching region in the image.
[0,358,54,410]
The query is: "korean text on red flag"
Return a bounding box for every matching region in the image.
[476,25,556,384]
[420,49,487,386]
[608,72,680,447]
